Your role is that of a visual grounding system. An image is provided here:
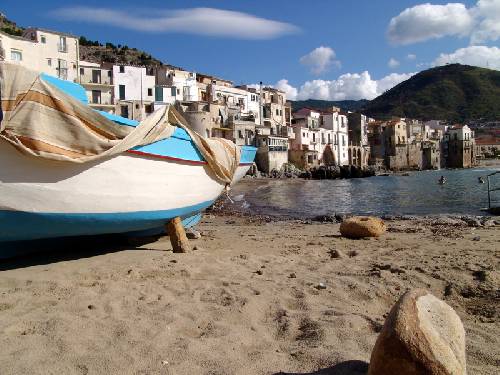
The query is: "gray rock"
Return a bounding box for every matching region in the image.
[461,216,482,227]
[432,217,465,226]
[483,220,496,227]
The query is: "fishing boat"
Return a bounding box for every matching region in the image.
[0,66,256,246]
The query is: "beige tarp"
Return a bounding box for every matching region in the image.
[0,63,239,185]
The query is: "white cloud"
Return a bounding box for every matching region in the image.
[275,79,298,100]
[387,3,473,45]
[388,58,400,68]
[433,45,500,70]
[51,6,299,39]
[470,0,500,44]
[299,46,340,75]
[271,71,415,101]
[407,54,417,60]
[377,72,417,94]
[387,1,500,45]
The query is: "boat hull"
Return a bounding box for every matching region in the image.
[0,140,254,244]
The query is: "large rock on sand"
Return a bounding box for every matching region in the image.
[368,289,466,375]
[339,216,386,238]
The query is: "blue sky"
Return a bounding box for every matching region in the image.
[2,0,499,100]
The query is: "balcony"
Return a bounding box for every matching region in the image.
[57,43,68,53]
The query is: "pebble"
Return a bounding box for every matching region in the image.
[316,282,327,290]
[186,229,202,239]
[328,249,344,258]
[288,273,297,278]
[472,236,481,241]
[348,250,359,257]
[255,270,263,275]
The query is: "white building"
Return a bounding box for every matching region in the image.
[162,67,198,103]
[112,64,156,120]
[0,28,78,81]
[78,61,114,113]
[320,110,349,165]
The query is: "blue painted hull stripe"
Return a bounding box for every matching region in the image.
[0,200,213,243]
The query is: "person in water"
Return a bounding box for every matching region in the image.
[439,176,446,184]
[478,176,485,184]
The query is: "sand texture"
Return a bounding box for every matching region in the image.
[0,215,498,374]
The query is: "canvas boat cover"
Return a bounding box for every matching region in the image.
[0,63,239,185]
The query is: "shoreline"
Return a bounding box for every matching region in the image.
[0,212,498,374]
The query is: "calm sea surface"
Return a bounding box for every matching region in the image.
[230,165,500,217]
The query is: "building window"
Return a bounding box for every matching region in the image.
[119,65,125,73]
[47,58,52,67]
[80,67,84,75]
[238,130,243,139]
[120,105,129,118]
[171,87,176,96]
[177,89,180,95]
[119,85,126,100]
[91,90,101,104]
[147,88,153,96]
[92,70,101,84]
[41,35,46,44]
[145,104,154,114]
[10,49,22,61]
[58,36,67,53]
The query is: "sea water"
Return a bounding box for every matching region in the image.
[230,166,500,217]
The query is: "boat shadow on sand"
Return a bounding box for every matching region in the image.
[274,360,368,375]
[0,234,162,271]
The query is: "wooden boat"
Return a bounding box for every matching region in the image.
[0,74,256,246]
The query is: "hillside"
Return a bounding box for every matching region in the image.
[363,64,500,122]
[290,99,368,112]
[0,12,24,36]
[79,38,163,66]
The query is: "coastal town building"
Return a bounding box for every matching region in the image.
[78,61,114,113]
[347,112,370,168]
[0,28,79,81]
[255,87,289,173]
[444,125,476,168]
[320,109,349,166]
[111,64,156,121]
[289,108,323,169]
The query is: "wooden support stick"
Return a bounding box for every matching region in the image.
[166,217,191,253]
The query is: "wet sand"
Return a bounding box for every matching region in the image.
[0,215,498,374]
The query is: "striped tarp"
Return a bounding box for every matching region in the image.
[0,63,239,185]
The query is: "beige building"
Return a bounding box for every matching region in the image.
[0,28,78,81]
[78,61,114,113]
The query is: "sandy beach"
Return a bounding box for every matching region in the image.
[0,214,498,374]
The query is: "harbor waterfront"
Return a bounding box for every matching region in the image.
[229,165,500,218]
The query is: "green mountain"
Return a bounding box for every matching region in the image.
[363,64,500,122]
[290,99,368,112]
